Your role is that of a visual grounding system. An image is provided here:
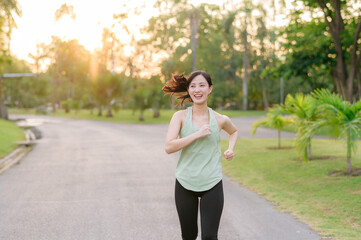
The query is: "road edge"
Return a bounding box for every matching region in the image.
[0,128,37,174]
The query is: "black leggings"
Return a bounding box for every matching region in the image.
[175,179,224,240]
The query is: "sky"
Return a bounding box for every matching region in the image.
[11,0,145,60]
[10,0,226,63]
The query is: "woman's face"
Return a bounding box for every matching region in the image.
[188,75,212,104]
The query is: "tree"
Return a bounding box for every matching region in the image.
[283,93,319,162]
[295,0,361,101]
[144,1,243,109]
[251,106,293,149]
[45,37,91,110]
[91,72,123,117]
[147,75,166,118]
[241,0,253,110]
[2,57,48,108]
[311,88,361,173]
[190,6,199,71]
[0,0,22,57]
[28,43,48,74]
[54,3,76,21]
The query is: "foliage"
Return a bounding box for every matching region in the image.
[91,72,125,117]
[143,2,243,109]
[0,0,21,59]
[7,0,361,113]
[44,37,92,109]
[311,88,361,172]
[2,58,48,108]
[251,105,293,149]
[277,8,335,95]
[283,0,361,101]
[283,93,319,162]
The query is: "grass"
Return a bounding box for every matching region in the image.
[220,138,361,240]
[281,124,336,137]
[0,119,25,158]
[9,108,266,124]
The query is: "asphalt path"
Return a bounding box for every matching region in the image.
[0,114,329,240]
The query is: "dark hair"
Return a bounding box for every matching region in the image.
[162,71,212,106]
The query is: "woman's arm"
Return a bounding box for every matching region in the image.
[221,115,238,161]
[165,111,211,154]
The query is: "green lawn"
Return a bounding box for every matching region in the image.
[9,108,265,124]
[0,119,25,158]
[221,138,361,240]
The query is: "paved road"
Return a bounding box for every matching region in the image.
[0,115,329,240]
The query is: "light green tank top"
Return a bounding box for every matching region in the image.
[176,106,222,191]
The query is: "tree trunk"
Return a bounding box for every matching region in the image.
[357,70,361,99]
[308,142,311,161]
[190,8,198,71]
[106,105,113,117]
[139,109,144,121]
[278,129,281,149]
[347,157,352,173]
[243,23,248,111]
[153,106,160,118]
[262,78,269,111]
[316,0,361,102]
[346,131,352,173]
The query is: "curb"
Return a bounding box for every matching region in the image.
[0,128,37,174]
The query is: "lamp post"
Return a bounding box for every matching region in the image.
[0,73,36,120]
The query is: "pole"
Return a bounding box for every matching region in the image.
[0,78,8,119]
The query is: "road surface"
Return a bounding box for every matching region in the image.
[0,114,329,240]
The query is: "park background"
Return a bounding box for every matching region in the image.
[0,0,361,240]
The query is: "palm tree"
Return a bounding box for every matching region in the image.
[251,105,293,149]
[283,93,319,162]
[311,89,361,173]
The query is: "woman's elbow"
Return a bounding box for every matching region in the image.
[233,130,239,137]
[165,147,171,154]
[165,144,174,154]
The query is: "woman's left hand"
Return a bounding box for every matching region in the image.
[223,149,234,161]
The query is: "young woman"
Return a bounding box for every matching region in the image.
[163,71,238,240]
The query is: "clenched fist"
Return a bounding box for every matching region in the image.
[197,124,211,138]
[224,149,234,161]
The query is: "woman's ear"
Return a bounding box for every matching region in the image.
[209,85,213,95]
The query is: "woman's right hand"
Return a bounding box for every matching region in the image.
[197,124,211,138]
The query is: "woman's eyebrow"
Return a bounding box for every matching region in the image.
[190,81,206,85]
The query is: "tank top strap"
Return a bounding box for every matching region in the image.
[208,107,220,131]
[182,107,192,129]
[186,107,192,123]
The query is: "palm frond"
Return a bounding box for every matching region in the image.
[251,118,268,135]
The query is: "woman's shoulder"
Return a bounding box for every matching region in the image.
[172,109,188,120]
[212,109,230,122]
[213,110,230,126]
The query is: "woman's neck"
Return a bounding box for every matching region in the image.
[192,103,208,116]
